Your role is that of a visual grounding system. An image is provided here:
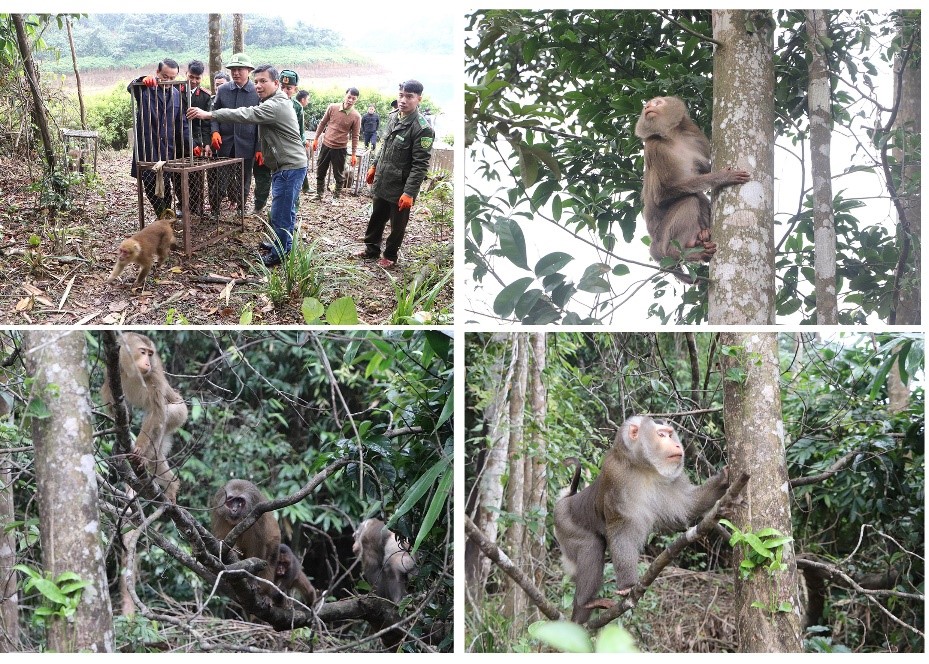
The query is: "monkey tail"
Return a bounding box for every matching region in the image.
[565,456,583,496]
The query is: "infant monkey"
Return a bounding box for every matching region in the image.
[107,215,175,290]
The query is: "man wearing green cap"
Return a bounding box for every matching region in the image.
[188,65,307,268]
[209,53,260,213]
[354,79,434,268]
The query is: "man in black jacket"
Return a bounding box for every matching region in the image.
[177,60,211,217]
[209,53,259,212]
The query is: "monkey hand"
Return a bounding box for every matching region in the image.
[193,146,202,157]
[312,139,318,151]
[211,132,222,151]
[724,167,751,185]
[142,76,157,88]
[365,166,376,184]
[255,151,264,167]
[351,154,357,167]
[398,193,413,211]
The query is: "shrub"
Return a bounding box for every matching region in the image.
[86,84,133,150]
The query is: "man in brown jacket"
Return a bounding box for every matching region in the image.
[312,87,361,204]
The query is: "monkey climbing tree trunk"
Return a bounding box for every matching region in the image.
[22,331,114,652]
[719,332,802,652]
[708,10,776,324]
[806,10,838,324]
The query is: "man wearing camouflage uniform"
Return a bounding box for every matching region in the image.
[355,80,434,268]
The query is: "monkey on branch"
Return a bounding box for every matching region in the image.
[554,414,729,624]
[635,96,750,275]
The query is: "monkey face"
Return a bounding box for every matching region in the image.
[224,495,248,521]
[133,347,153,376]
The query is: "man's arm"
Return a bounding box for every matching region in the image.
[404,125,435,199]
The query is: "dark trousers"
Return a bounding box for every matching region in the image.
[316,144,347,194]
[141,169,173,217]
[171,171,204,216]
[363,130,377,150]
[253,160,271,210]
[363,195,411,262]
[207,158,253,212]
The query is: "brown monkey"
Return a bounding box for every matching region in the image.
[101,332,187,502]
[106,217,175,290]
[353,518,417,603]
[634,96,750,264]
[211,479,281,590]
[275,543,317,605]
[554,415,729,624]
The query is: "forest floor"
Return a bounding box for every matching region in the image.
[0,151,453,325]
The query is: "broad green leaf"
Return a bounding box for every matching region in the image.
[493,277,534,318]
[535,252,573,277]
[529,620,593,653]
[301,297,324,324]
[326,297,359,325]
[497,219,529,270]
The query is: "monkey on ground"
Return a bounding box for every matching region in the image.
[634,96,751,266]
[275,543,317,605]
[101,332,187,502]
[211,479,281,593]
[553,414,729,624]
[106,214,175,290]
[353,518,417,604]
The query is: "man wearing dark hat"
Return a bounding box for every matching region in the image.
[187,64,307,268]
[355,79,434,268]
[209,53,260,213]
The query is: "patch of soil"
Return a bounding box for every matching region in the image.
[0,152,452,325]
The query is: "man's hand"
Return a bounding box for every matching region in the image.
[142,76,157,88]
[193,146,202,157]
[366,167,376,185]
[255,152,264,167]
[351,154,357,167]
[398,194,413,211]
[312,139,318,152]
[186,107,210,121]
[211,132,222,151]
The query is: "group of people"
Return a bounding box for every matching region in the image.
[130,53,435,269]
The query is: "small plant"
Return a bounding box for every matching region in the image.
[719,519,794,614]
[388,267,453,325]
[14,565,90,628]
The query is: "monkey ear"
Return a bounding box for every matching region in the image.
[627,424,640,440]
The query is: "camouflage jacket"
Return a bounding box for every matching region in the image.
[371,108,434,202]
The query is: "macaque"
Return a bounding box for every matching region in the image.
[275,543,317,605]
[101,332,187,502]
[553,415,729,624]
[634,96,750,265]
[211,479,281,590]
[106,218,175,290]
[343,159,356,189]
[67,146,84,173]
[353,518,417,604]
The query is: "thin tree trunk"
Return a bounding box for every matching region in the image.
[708,10,776,324]
[12,15,60,180]
[208,14,223,92]
[233,14,245,53]
[525,333,548,599]
[0,457,18,651]
[891,10,921,325]
[22,331,114,652]
[502,334,528,634]
[65,17,86,129]
[720,332,802,652]
[806,10,838,324]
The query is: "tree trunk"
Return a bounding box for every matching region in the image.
[525,333,548,600]
[12,15,60,185]
[65,17,86,129]
[0,457,18,651]
[891,10,921,325]
[208,14,223,92]
[502,334,528,635]
[233,14,245,53]
[708,10,776,324]
[465,334,514,599]
[720,332,802,652]
[22,331,114,652]
[806,10,838,324]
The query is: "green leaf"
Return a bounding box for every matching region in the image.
[577,263,611,293]
[239,308,253,325]
[493,277,534,318]
[743,533,775,559]
[325,297,359,325]
[301,297,324,324]
[529,620,593,653]
[31,578,68,605]
[594,623,639,653]
[390,457,451,526]
[518,145,539,188]
[497,219,530,270]
[535,252,573,277]
[413,467,452,553]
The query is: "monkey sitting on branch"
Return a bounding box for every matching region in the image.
[101,332,187,502]
[106,212,176,291]
[353,518,417,604]
[275,543,317,605]
[634,96,750,271]
[553,414,729,624]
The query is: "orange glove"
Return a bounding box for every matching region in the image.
[142,76,157,87]
[398,194,413,211]
[365,166,376,184]
[312,139,318,151]
[211,132,222,151]
[193,146,202,157]
[351,154,357,167]
[255,151,264,166]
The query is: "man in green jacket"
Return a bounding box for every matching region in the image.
[187,64,307,267]
[355,80,435,268]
